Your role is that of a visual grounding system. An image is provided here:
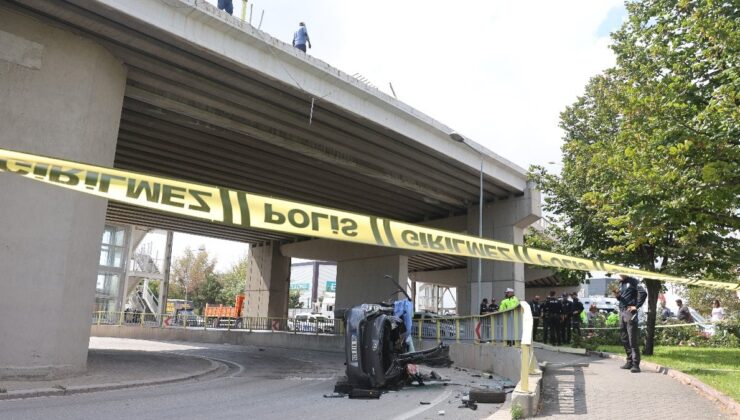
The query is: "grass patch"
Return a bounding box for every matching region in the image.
[596,345,740,402]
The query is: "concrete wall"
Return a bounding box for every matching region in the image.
[447,342,522,382]
[0,6,126,378]
[91,327,523,381]
[92,325,344,353]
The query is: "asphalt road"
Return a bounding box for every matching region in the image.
[0,339,505,420]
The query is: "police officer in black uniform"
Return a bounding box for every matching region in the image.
[614,274,647,373]
[560,293,573,344]
[480,298,490,315]
[570,292,585,338]
[529,296,542,341]
[488,298,499,313]
[543,290,562,346]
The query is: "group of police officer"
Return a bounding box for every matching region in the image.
[529,274,647,373]
[529,290,584,346]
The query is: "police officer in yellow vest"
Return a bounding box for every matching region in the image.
[499,288,520,346]
[499,288,520,311]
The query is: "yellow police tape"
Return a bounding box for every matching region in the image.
[1,148,738,291]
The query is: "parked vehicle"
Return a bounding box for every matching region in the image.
[174,309,203,327]
[166,299,193,314]
[289,313,335,333]
[580,297,619,314]
[205,295,245,328]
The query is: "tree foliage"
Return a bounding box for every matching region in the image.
[219,253,248,305]
[530,0,739,355]
[168,248,249,313]
[289,290,304,309]
[191,274,224,312]
[171,246,217,297]
[524,228,587,286]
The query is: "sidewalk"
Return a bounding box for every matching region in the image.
[0,338,219,400]
[535,348,732,419]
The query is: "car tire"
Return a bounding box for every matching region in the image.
[469,388,506,404]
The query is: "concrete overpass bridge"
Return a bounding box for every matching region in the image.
[0,0,539,378]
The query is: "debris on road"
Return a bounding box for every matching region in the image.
[469,387,507,404]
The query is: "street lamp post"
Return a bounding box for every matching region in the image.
[450,132,483,313]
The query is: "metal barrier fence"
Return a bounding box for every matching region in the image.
[93,307,526,342]
[411,307,525,344]
[91,311,344,335]
[93,307,529,343]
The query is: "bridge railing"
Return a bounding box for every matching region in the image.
[411,306,525,344]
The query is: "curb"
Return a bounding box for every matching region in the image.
[0,358,221,401]
[533,342,587,355]
[587,350,740,417]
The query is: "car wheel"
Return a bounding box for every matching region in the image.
[469,388,506,404]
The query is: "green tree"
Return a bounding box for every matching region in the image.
[531,0,739,355]
[289,290,304,309]
[218,253,248,305]
[168,281,185,300]
[524,228,587,286]
[171,246,217,301]
[191,274,223,313]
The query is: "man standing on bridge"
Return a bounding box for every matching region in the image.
[217,0,233,15]
[292,22,312,52]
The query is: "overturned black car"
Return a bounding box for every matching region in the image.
[336,302,452,395]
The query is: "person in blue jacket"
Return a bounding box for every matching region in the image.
[394,298,415,352]
[292,22,312,52]
[217,0,233,15]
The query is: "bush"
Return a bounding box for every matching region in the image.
[707,318,740,348]
[654,319,701,346]
[714,318,740,338]
[577,327,622,351]
[573,317,740,350]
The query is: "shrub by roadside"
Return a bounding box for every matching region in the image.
[574,317,740,351]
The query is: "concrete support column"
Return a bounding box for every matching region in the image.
[490,183,541,302]
[335,255,409,310]
[244,242,291,318]
[410,268,467,314]
[158,230,174,324]
[0,6,126,378]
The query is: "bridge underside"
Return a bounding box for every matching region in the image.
[0,0,538,378]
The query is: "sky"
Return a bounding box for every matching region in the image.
[186,0,628,270]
